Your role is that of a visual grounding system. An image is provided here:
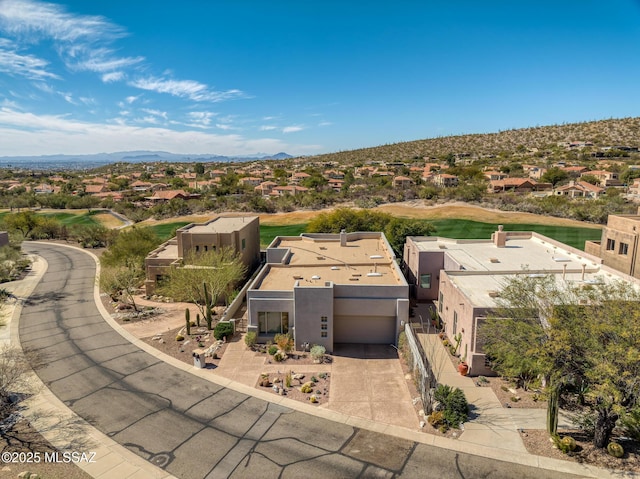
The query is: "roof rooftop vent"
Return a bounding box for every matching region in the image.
[367,272,383,277]
[370,255,383,259]
[311,275,321,280]
[331,266,339,270]
[489,258,500,263]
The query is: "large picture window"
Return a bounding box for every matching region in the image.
[420,274,432,289]
[258,311,289,334]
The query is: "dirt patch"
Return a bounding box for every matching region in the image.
[521,429,640,472]
[140,325,228,369]
[376,201,602,228]
[484,377,546,409]
[92,212,124,229]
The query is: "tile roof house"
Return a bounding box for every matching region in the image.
[488,178,550,193]
[555,181,604,199]
[581,170,622,187]
[145,190,200,202]
[433,173,459,188]
[393,176,414,189]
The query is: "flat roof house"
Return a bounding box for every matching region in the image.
[247,231,409,353]
[585,213,640,279]
[403,229,633,376]
[144,215,260,295]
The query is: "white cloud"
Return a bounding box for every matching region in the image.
[141,108,168,120]
[0,0,137,77]
[318,121,333,127]
[130,76,244,103]
[125,95,140,104]
[283,125,304,133]
[0,107,321,156]
[101,71,124,83]
[259,125,277,131]
[185,111,217,128]
[0,45,59,79]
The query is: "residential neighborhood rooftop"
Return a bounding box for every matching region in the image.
[256,234,405,290]
[183,215,258,234]
[412,234,600,272]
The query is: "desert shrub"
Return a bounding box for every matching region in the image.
[427,411,444,428]
[274,333,294,353]
[607,442,624,458]
[310,345,325,362]
[434,384,468,429]
[300,382,314,393]
[309,395,318,403]
[213,321,234,341]
[620,407,640,441]
[244,331,257,349]
[175,334,184,341]
[268,345,278,356]
[273,351,285,362]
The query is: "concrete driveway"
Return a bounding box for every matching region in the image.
[329,344,419,429]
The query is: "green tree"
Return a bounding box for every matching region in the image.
[194,163,205,175]
[306,207,434,256]
[540,167,569,186]
[3,211,41,238]
[100,263,144,311]
[157,248,246,318]
[100,227,161,269]
[385,218,435,255]
[481,274,640,448]
[579,174,600,185]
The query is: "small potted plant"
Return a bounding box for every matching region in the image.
[457,361,469,376]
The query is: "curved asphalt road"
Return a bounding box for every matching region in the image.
[20,243,580,479]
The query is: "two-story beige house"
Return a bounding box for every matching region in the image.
[144,215,261,295]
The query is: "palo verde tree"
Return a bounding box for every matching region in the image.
[100,226,161,269]
[480,273,640,449]
[157,247,246,319]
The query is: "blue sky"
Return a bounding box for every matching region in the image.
[1,0,639,157]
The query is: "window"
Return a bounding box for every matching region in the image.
[195,245,200,252]
[606,239,616,251]
[438,292,444,313]
[321,324,328,330]
[419,274,432,289]
[242,238,246,250]
[321,332,327,338]
[204,245,208,252]
[321,316,328,323]
[257,312,289,334]
[619,242,629,255]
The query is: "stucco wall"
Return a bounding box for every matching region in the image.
[293,284,334,352]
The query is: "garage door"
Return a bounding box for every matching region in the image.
[333,315,397,344]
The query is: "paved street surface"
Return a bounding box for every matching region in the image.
[18,242,587,478]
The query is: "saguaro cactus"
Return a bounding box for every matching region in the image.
[547,383,559,435]
[185,308,191,336]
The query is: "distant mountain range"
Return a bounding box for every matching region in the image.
[0,151,293,170]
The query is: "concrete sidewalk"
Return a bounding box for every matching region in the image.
[413,302,571,454]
